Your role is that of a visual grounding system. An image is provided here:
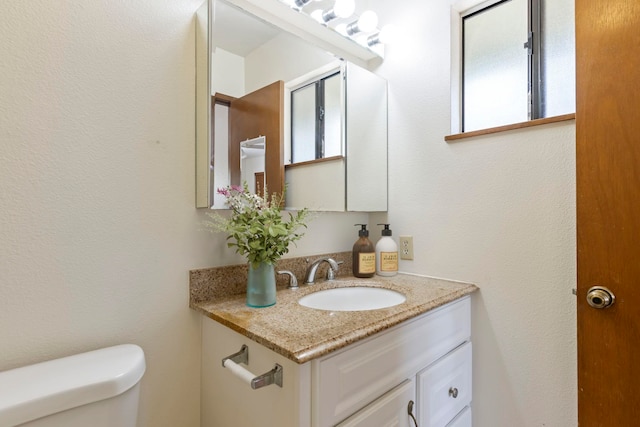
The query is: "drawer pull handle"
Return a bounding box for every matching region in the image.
[407,400,419,427]
[449,387,459,398]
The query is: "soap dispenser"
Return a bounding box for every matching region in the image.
[375,224,398,276]
[352,224,376,278]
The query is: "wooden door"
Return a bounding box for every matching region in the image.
[576,0,640,425]
[229,80,284,198]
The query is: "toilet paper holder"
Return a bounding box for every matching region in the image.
[222,345,283,389]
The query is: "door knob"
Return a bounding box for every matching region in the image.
[586,286,615,309]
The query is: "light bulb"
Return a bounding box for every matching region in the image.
[367,24,397,48]
[334,0,355,19]
[378,25,396,44]
[310,9,324,23]
[357,11,378,33]
[321,0,354,23]
[346,10,379,36]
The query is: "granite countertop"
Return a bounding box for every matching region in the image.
[191,273,478,364]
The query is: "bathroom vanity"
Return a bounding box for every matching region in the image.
[191,266,477,427]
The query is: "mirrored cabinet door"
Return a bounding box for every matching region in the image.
[195,0,388,212]
[285,62,387,212]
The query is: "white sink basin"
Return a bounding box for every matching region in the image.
[298,286,406,311]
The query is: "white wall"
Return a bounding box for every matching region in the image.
[0,1,576,426]
[285,159,346,211]
[368,0,577,425]
[245,32,336,93]
[211,47,245,97]
[0,1,205,425]
[0,1,360,426]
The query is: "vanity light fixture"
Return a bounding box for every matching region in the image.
[279,0,390,58]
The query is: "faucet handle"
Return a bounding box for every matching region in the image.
[277,270,299,289]
[326,260,343,280]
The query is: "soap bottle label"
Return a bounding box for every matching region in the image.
[358,253,376,274]
[380,252,398,272]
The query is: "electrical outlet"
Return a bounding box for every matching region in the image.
[399,235,414,260]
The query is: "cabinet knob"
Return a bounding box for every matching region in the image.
[449,387,459,398]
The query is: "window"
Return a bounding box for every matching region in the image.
[291,72,342,163]
[460,0,575,132]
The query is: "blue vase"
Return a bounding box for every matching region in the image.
[246,262,276,308]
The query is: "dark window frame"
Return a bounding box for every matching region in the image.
[461,0,546,132]
[291,71,340,163]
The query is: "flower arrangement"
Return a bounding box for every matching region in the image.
[204,183,309,268]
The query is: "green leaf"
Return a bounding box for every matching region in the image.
[200,183,312,264]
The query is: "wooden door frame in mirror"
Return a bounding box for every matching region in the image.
[222,81,284,200]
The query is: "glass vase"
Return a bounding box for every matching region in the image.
[246,261,276,308]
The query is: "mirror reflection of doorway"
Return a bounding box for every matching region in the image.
[240,135,265,195]
[210,81,283,206]
[254,172,264,198]
[229,81,284,199]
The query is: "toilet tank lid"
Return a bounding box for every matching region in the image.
[0,344,146,426]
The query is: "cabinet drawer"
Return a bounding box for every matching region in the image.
[447,406,472,427]
[313,297,470,427]
[417,342,472,427]
[335,379,415,427]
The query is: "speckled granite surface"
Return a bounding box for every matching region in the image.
[190,255,478,364]
[190,251,353,304]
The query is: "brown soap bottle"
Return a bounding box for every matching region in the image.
[352,224,376,278]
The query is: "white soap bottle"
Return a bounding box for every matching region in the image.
[375,224,398,276]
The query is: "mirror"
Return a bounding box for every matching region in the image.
[240,135,265,195]
[196,0,387,211]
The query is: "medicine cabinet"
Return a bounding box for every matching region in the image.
[195,0,387,211]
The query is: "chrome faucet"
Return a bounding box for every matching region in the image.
[304,257,340,284]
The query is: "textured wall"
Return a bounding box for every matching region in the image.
[368,0,577,425]
[0,0,361,425]
[0,1,206,425]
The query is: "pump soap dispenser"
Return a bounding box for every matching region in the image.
[352,224,376,278]
[376,224,398,276]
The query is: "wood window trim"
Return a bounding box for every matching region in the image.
[285,155,343,170]
[213,93,236,105]
[444,113,575,142]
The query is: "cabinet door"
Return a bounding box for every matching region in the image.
[336,379,416,427]
[417,342,472,427]
[315,297,471,426]
[201,317,310,427]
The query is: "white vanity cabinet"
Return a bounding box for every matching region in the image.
[201,296,472,427]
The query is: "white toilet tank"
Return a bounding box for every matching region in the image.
[0,344,145,427]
